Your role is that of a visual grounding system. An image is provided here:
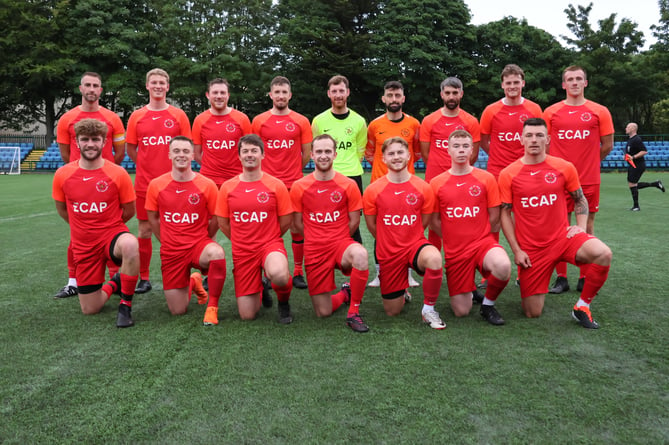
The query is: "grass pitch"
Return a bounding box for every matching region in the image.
[0,172,667,444]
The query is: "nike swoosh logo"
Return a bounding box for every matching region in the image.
[568,111,578,114]
[444,123,455,126]
[152,116,161,120]
[276,120,284,124]
[245,188,255,192]
[323,129,332,132]
[457,183,466,187]
[216,120,225,124]
[83,177,94,181]
[530,171,540,175]
[509,112,518,116]
[379,131,386,135]
[317,189,328,193]
[176,190,187,194]
[395,191,405,195]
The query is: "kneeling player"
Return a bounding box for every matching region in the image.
[290,134,370,332]
[499,118,612,328]
[146,136,226,324]
[52,118,139,327]
[431,130,510,325]
[216,134,294,323]
[363,137,446,329]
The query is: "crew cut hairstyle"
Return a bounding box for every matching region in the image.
[522,117,547,129]
[384,80,404,91]
[440,77,463,91]
[562,65,587,81]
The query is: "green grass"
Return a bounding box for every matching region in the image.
[1,171,668,444]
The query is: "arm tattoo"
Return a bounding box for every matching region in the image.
[571,188,589,216]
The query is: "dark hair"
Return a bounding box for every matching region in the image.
[208,78,230,91]
[384,80,403,91]
[522,117,547,129]
[74,119,107,138]
[169,136,194,150]
[238,134,264,154]
[501,64,524,81]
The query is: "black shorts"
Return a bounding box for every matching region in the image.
[627,163,646,183]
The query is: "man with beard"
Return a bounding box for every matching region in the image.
[192,78,252,187]
[52,118,139,327]
[365,80,421,288]
[252,76,312,291]
[290,134,370,332]
[53,72,126,299]
[363,137,446,329]
[420,77,480,251]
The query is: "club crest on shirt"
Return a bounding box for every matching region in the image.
[164,119,175,129]
[330,191,343,203]
[519,114,530,123]
[345,126,354,136]
[257,191,270,204]
[96,180,109,193]
[468,185,482,197]
[544,172,557,184]
[285,122,296,133]
[401,128,411,138]
[226,123,237,133]
[405,193,418,206]
[188,193,200,205]
[580,112,592,122]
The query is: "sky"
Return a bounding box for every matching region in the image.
[468,0,661,49]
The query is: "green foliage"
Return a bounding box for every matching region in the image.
[651,98,669,132]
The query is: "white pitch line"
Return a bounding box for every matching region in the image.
[0,211,53,223]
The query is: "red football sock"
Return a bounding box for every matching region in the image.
[120,273,138,300]
[207,259,226,308]
[580,263,609,304]
[272,279,293,303]
[291,232,304,276]
[107,259,119,277]
[428,229,442,251]
[579,263,591,279]
[422,268,443,306]
[67,243,76,278]
[331,290,347,313]
[556,261,567,278]
[491,231,500,243]
[347,267,369,316]
[101,281,116,300]
[484,274,509,302]
[138,237,152,280]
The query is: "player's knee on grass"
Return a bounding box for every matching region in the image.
[311,293,334,318]
[383,293,405,316]
[522,294,545,318]
[79,289,106,315]
[165,288,189,315]
[238,294,261,320]
[451,293,473,317]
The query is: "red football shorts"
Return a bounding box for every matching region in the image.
[160,237,213,290]
[518,231,594,298]
[73,231,125,290]
[566,183,599,214]
[379,240,430,297]
[444,236,500,297]
[232,239,287,297]
[304,238,357,296]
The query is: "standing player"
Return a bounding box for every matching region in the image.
[479,64,542,289]
[146,137,227,325]
[126,68,191,294]
[252,76,312,290]
[499,118,612,328]
[420,77,480,250]
[624,122,665,211]
[52,118,139,327]
[216,134,295,323]
[365,80,421,288]
[363,137,446,329]
[543,65,614,294]
[312,75,367,244]
[290,134,370,332]
[53,72,126,299]
[430,130,510,325]
[192,78,252,187]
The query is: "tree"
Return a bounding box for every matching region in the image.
[365,0,476,118]
[471,17,572,112]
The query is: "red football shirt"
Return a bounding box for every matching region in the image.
[362,175,434,262]
[192,109,251,185]
[145,172,218,253]
[56,107,125,162]
[498,155,581,249]
[215,173,293,255]
[420,109,480,181]
[52,161,135,250]
[251,110,312,188]
[430,168,500,259]
[290,172,362,255]
[543,100,614,185]
[126,105,191,194]
[479,99,543,177]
